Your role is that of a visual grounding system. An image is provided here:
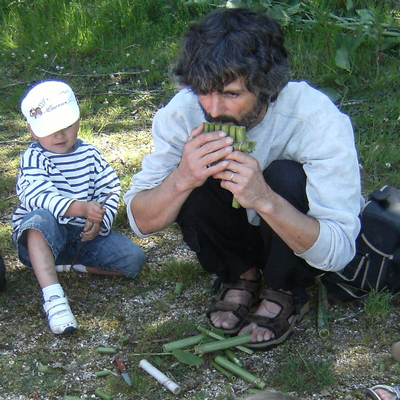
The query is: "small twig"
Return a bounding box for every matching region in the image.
[37,68,149,77]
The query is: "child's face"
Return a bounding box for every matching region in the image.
[30,120,80,154]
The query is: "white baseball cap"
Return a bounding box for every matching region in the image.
[21,80,80,138]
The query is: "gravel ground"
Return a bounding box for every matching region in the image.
[1,224,400,400]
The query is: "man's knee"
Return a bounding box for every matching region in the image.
[263,160,308,212]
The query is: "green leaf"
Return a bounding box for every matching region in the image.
[318,87,341,103]
[172,349,204,366]
[335,47,351,71]
[356,9,375,24]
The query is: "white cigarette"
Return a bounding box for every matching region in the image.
[139,359,181,395]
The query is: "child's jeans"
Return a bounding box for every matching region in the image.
[12,209,145,278]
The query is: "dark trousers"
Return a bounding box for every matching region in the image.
[176,160,320,299]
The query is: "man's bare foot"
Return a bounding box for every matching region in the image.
[238,295,295,342]
[210,267,260,331]
[374,388,396,400]
[367,386,400,400]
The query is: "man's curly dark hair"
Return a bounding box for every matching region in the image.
[174,7,290,105]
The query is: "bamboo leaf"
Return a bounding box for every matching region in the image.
[335,47,351,71]
[172,349,204,366]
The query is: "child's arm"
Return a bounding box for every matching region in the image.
[63,200,106,224]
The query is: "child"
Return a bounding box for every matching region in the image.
[12,80,146,335]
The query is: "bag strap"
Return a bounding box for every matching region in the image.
[370,187,390,203]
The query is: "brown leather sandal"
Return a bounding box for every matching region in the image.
[206,272,263,335]
[241,288,309,351]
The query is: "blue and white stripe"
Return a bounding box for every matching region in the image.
[12,139,121,235]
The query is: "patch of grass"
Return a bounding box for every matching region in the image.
[364,288,392,323]
[0,0,400,399]
[270,351,337,393]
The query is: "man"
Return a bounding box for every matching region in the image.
[124,8,363,350]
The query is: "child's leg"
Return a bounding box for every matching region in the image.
[27,229,58,288]
[73,232,145,278]
[13,210,78,335]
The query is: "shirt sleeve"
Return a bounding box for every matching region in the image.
[124,93,204,237]
[289,112,364,271]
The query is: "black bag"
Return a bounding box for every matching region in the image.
[0,254,6,292]
[322,186,400,301]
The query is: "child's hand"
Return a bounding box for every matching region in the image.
[81,220,101,241]
[85,201,106,223]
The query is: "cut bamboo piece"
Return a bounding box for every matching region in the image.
[163,334,206,352]
[215,356,267,390]
[194,334,252,355]
[317,278,330,338]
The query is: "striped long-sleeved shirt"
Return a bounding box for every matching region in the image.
[12,139,121,236]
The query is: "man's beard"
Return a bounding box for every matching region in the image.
[199,97,267,130]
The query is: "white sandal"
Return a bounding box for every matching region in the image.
[367,385,400,400]
[43,296,78,335]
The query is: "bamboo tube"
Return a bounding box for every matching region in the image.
[174,282,185,295]
[94,389,113,400]
[224,349,243,367]
[211,362,237,381]
[163,334,207,352]
[229,125,237,141]
[236,126,247,142]
[194,334,252,355]
[65,396,87,400]
[38,365,52,373]
[221,125,230,134]
[215,356,267,390]
[197,326,253,354]
[117,337,130,347]
[95,370,112,377]
[317,278,330,338]
[97,347,117,354]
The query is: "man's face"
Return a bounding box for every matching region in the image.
[198,78,267,130]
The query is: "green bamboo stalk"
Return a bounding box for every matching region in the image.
[235,126,247,142]
[38,366,52,373]
[94,390,113,400]
[224,349,243,367]
[197,326,253,354]
[117,336,130,347]
[194,334,252,355]
[65,396,87,400]
[97,347,117,354]
[211,362,237,381]
[163,334,207,352]
[215,356,267,390]
[317,278,330,338]
[221,125,230,134]
[95,370,112,377]
[229,125,237,141]
[174,282,185,295]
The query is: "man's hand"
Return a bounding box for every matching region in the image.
[176,123,235,192]
[215,150,269,210]
[130,123,234,235]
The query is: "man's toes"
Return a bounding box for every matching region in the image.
[221,314,239,330]
[238,322,256,336]
[211,311,238,329]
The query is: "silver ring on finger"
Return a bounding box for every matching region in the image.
[230,172,236,181]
